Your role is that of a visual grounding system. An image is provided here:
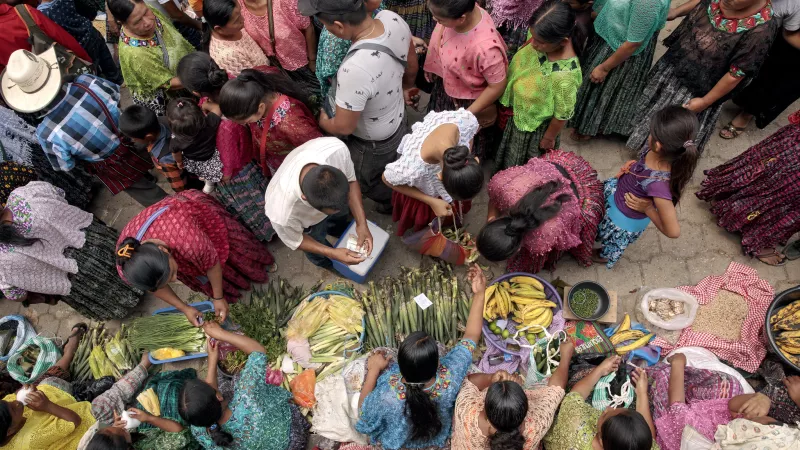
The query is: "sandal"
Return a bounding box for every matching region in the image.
[754,248,787,266]
[62,322,88,351]
[570,129,592,142]
[719,122,746,140]
[784,241,800,261]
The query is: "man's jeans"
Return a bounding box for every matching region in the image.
[304,212,351,269]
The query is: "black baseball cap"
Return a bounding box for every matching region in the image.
[297,0,364,16]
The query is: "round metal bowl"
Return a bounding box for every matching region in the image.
[765,286,800,373]
[567,281,610,321]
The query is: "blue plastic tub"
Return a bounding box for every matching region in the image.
[303,290,366,356]
[332,220,389,284]
[148,301,214,365]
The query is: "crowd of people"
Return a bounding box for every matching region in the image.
[0,0,798,446]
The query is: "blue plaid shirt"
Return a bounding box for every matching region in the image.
[36,75,122,171]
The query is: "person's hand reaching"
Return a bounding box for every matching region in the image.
[597,355,621,376]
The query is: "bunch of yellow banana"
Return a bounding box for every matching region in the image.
[483,276,556,329]
[608,314,653,355]
[771,301,800,367]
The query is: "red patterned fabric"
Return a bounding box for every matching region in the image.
[199,97,255,178]
[117,191,272,301]
[251,96,322,175]
[391,192,472,237]
[653,262,773,373]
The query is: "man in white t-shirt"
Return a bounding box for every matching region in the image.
[299,0,418,214]
[265,137,373,269]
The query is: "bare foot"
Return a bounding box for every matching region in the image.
[755,248,787,266]
[570,130,592,142]
[591,248,608,264]
[783,376,800,407]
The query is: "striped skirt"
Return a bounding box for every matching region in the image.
[428,80,500,160]
[383,0,435,39]
[696,122,800,255]
[626,58,723,154]
[30,149,94,210]
[214,162,275,242]
[494,116,558,173]
[64,218,143,320]
[569,34,659,138]
[507,150,605,273]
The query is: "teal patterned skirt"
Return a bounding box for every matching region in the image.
[569,33,659,137]
[494,116,559,173]
[214,162,275,242]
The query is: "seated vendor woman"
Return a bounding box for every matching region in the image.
[355,265,487,449]
[451,340,575,450]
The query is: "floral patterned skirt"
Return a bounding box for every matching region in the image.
[596,178,645,268]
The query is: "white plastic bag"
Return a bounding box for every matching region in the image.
[0,315,36,361]
[640,288,698,330]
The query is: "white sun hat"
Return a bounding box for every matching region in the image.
[1,47,62,114]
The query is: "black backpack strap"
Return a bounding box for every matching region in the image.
[14,5,55,51]
[342,42,408,68]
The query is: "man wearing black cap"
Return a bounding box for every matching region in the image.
[265,136,373,269]
[299,0,418,216]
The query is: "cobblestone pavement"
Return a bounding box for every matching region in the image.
[4,20,799,374]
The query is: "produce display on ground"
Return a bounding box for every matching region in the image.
[136,388,161,416]
[70,324,140,382]
[606,314,654,355]
[770,299,800,366]
[357,263,471,349]
[569,288,600,318]
[691,289,749,341]
[128,314,206,355]
[484,276,557,341]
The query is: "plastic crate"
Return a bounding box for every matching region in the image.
[481,273,562,357]
[332,220,389,284]
[148,301,214,365]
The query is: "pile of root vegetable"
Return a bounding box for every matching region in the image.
[357,263,472,349]
[70,324,141,382]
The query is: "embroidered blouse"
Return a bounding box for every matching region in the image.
[660,0,777,98]
[250,95,322,175]
[383,109,480,203]
[209,30,270,77]
[355,339,476,449]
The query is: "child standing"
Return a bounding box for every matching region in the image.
[493,0,582,172]
[424,0,508,158]
[166,98,224,194]
[595,106,699,268]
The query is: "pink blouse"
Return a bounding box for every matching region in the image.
[209,30,270,76]
[488,158,582,256]
[424,7,509,100]
[236,0,311,71]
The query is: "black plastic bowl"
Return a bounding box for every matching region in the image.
[765,286,800,373]
[567,281,610,321]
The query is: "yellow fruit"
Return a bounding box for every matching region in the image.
[509,289,547,299]
[609,330,645,345]
[510,297,556,308]
[485,284,497,301]
[136,388,161,416]
[615,334,654,354]
[501,281,512,290]
[152,348,185,360]
[510,276,544,291]
[617,314,631,333]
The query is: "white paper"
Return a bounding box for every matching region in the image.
[281,354,296,373]
[414,294,433,310]
[495,319,508,329]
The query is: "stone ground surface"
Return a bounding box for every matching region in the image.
[2,19,799,376]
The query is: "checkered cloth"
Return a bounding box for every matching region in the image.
[36,75,121,171]
[653,262,774,373]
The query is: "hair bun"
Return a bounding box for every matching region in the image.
[208,68,228,88]
[116,237,141,264]
[443,145,472,170]
[504,217,530,237]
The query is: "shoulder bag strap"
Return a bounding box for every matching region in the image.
[14,5,55,49]
[72,82,122,137]
[342,42,408,68]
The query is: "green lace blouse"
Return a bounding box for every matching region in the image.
[499,39,582,132]
[592,0,670,54]
[118,8,195,98]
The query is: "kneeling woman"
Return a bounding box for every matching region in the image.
[0,182,141,320]
[356,265,487,449]
[116,191,273,327]
[477,150,604,273]
[451,341,575,450]
[180,321,309,449]
[383,109,484,236]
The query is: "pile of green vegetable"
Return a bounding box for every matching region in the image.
[358,263,471,349]
[226,277,321,365]
[570,288,600,318]
[70,325,140,382]
[128,314,205,353]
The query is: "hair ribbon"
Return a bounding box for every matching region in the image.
[682,140,694,149]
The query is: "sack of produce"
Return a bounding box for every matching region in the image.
[402,216,477,265]
[290,368,316,408]
[7,336,61,383]
[0,315,35,361]
[640,288,699,330]
[591,363,634,410]
[525,330,566,387]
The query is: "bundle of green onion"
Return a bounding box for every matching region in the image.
[128,314,206,352]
